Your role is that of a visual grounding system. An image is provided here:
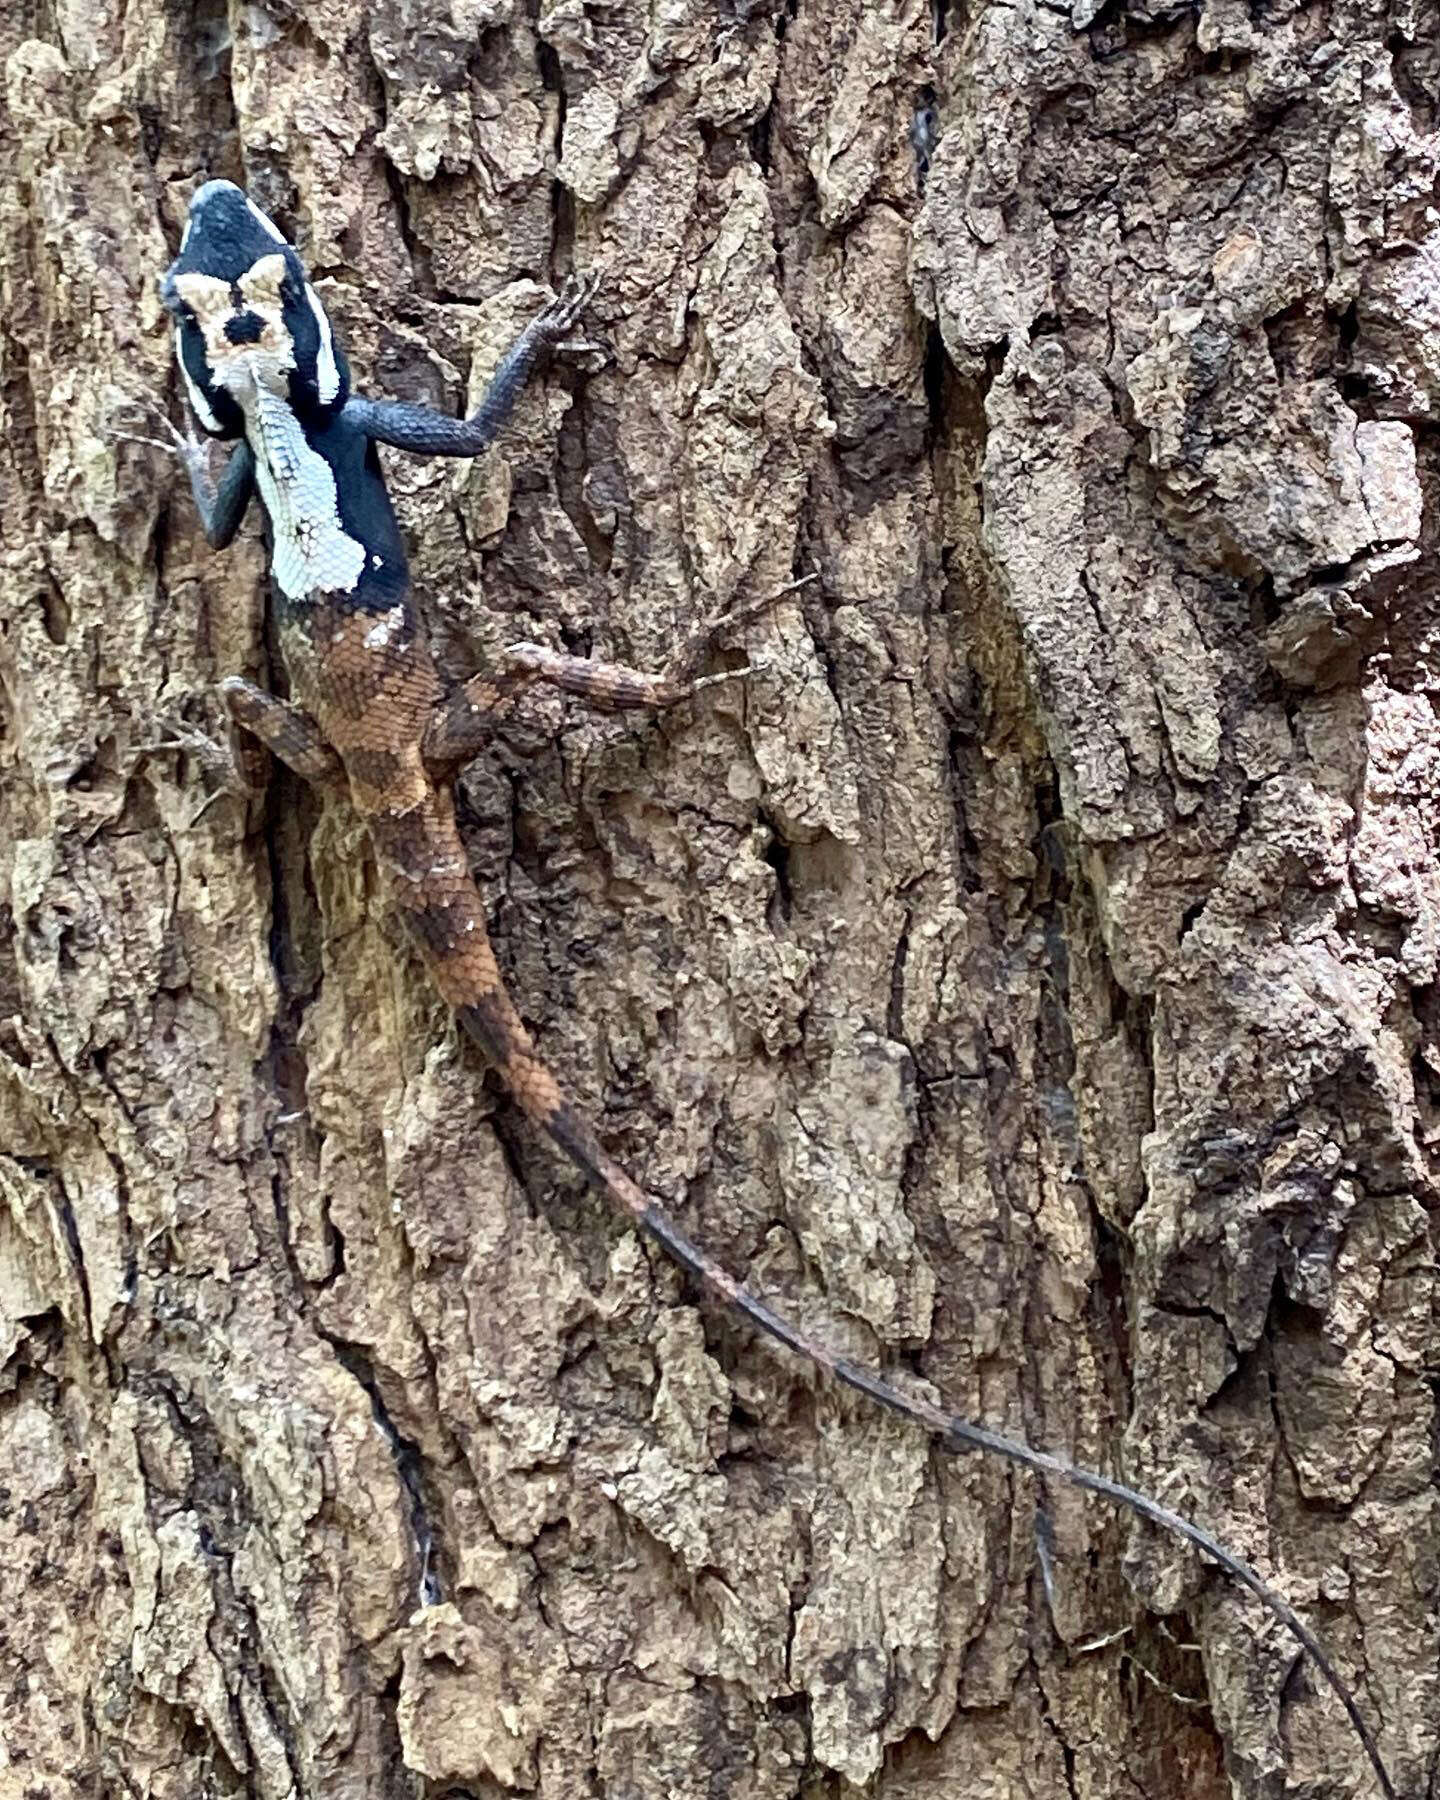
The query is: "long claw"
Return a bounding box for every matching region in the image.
[119,402,210,479]
[118,432,186,455]
[700,572,819,641]
[684,661,770,696]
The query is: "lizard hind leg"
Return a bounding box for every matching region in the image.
[421,669,540,780]
[498,643,709,712]
[493,572,824,718]
[419,646,730,788]
[422,573,820,780]
[141,676,334,811]
[421,637,736,784]
[220,677,343,785]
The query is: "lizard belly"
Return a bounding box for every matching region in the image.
[249,387,367,601]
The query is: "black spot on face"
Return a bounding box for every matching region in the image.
[225,311,265,345]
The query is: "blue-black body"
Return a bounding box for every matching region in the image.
[272,412,411,619]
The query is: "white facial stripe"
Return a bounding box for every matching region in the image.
[180,216,192,250]
[247,198,287,244]
[248,386,366,600]
[306,285,340,404]
[175,331,221,432]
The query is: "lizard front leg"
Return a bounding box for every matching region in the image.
[180,437,255,550]
[343,276,599,460]
[123,411,255,548]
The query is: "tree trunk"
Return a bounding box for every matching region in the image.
[1,1,1434,1796]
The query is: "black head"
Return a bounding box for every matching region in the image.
[161,181,350,438]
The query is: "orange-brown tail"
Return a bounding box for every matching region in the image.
[450,988,1393,1799]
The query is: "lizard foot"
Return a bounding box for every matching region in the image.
[531,270,605,356]
[669,571,818,682]
[138,716,259,821]
[117,401,211,484]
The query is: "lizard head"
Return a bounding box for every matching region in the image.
[162,181,350,436]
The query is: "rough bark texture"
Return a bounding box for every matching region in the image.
[1,0,1436,1796]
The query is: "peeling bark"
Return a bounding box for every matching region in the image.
[1,0,1435,1797]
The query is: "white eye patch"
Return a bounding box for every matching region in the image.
[175,262,296,390]
[306,284,340,404]
[171,270,234,327]
[239,253,288,308]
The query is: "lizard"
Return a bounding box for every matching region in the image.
[139,178,1396,1799]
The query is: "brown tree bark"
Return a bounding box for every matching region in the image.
[1,0,1434,1796]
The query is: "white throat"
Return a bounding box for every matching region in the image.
[245,386,366,602]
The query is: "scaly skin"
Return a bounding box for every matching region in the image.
[143,179,1395,1800]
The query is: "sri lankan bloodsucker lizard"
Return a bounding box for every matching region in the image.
[141,180,1395,1799]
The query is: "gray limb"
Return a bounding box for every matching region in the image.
[123,410,254,548]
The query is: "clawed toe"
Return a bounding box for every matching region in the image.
[683,661,771,696]
[140,719,213,757]
[537,270,604,341]
[118,430,183,455]
[140,717,251,805]
[119,402,209,475]
[670,573,818,681]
